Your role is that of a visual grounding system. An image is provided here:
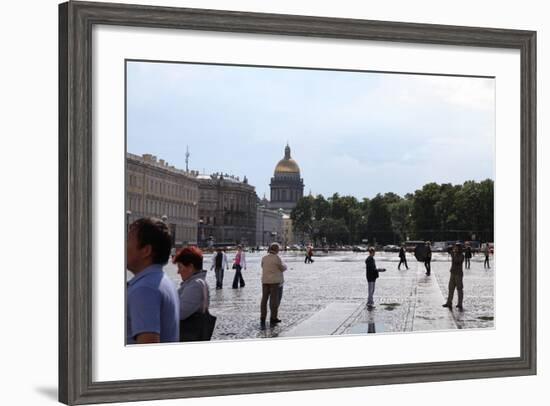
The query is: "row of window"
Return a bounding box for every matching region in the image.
[127,195,197,220]
[127,173,197,201]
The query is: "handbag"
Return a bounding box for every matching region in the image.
[179,279,217,342]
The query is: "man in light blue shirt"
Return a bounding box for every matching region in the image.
[126,217,179,344]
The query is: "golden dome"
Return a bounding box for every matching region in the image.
[274,144,300,175]
[274,158,300,174]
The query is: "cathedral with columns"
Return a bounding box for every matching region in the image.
[268,143,305,212]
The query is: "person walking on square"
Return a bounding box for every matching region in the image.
[424,241,432,276]
[483,243,491,269]
[211,247,228,289]
[126,217,180,344]
[260,243,287,329]
[398,244,408,270]
[464,243,473,269]
[304,245,314,263]
[365,247,385,309]
[232,245,246,288]
[443,242,465,311]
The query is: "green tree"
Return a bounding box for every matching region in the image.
[313,194,331,221]
[318,218,350,245]
[290,195,315,235]
[365,194,394,244]
[389,199,412,243]
[410,182,440,240]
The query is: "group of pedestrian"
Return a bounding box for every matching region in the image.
[126,217,215,345]
[210,245,247,290]
[127,216,492,343]
[398,242,432,275]
[370,239,494,312]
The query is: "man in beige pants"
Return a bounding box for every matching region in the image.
[260,243,287,329]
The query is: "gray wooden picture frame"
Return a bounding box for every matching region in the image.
[59,1,537,404]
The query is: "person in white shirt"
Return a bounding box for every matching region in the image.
[210,248,229,289]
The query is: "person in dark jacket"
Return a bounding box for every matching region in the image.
[398,244,408,270]
[443,242,465,311]
[365,247,385,309]
[464,243,473,269]
[483,243,491,269]
[424,241,432,275]
[210,248,228,289]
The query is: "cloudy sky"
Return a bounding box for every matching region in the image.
[126,60,495,200]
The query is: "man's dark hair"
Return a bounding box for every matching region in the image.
[129,217,172,265]
[173,246,203,271]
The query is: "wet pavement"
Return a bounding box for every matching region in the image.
[159,251,495,340]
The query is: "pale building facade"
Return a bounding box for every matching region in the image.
[126,153,199,246]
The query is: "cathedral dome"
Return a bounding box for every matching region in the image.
[274,144,300,175]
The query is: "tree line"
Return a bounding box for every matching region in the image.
[290,179,494,246]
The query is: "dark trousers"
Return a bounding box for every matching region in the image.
[232,265,245,288]
[398,258,408,270]
[424,260,431,275]
[465,257,471,269]
[446,272,464,306]
[260,283,280,321]
[215,267,224,288]
[305,255,313,263]
[484,256,490,268]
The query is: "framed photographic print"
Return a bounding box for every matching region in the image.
[59,1,536,404]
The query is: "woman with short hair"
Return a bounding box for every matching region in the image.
[173,246,215,341]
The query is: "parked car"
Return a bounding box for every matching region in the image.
[383,244,400,252]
